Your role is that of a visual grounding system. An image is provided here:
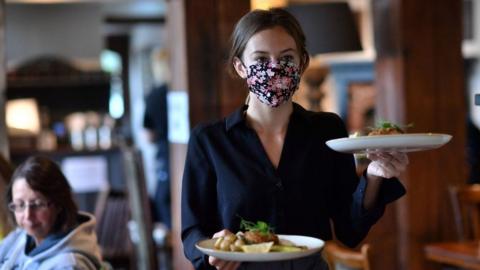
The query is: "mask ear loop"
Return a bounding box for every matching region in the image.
[245,94,250,106]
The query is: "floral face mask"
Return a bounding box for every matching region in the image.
[245,59,301,107]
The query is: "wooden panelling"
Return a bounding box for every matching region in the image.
[372,0,466,269]
[185,0,249,127]
[362,200,401,270]
[185,0,220,126]
[168,1,249,269]
[216,1,250,116]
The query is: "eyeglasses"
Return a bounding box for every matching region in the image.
[8,200,51,213]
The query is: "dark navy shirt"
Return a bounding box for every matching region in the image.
[181,103,406,269]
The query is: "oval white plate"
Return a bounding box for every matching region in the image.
[325,133,452,154]
[195,234,324,262]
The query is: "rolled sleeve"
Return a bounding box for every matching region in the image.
[351,172,406,235]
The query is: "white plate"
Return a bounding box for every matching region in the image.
[195,234,324,262]
[325,133,452,154]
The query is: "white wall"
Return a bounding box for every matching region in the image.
[5,1,167,68]
[6,3,103,66]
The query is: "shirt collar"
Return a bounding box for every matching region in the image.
[225,104,248,131]
[225,102,310,131]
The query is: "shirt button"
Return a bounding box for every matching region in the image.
[276,182,283,189]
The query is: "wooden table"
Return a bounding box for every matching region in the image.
[425,241,480,270]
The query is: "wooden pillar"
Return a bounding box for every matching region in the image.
[372,0,466,269]
[166,1,190,269]
[185,0,248,127]
[0,0,8,158]
[167,1,249,269]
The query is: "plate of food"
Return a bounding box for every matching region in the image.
[325,121,452,154]
[195,219,324,262]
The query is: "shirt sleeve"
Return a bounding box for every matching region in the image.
[143,111,154,130]
[181,126,219,270]
[143,90,154,130]
[143,85,168,138]
[350,172,406,233]
[327,114,406,248]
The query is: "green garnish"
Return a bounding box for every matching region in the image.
[369,121,413,132]
[239,216,275,235]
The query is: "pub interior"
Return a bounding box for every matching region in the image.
[0,0,477,270]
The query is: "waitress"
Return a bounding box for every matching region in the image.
[181,8,408,270]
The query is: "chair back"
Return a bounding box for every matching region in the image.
[323,241,370,270]
[449,184,480,241]
[122,148,158,270]
[95,192,133,268]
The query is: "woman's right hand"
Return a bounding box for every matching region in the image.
[208,229,241,270]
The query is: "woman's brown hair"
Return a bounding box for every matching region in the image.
[5,156,78,232]
[228,8,310,77]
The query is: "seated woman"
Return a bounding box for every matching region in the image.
[0,156,106,269]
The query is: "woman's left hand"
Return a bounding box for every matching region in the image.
[366,151,409,179]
